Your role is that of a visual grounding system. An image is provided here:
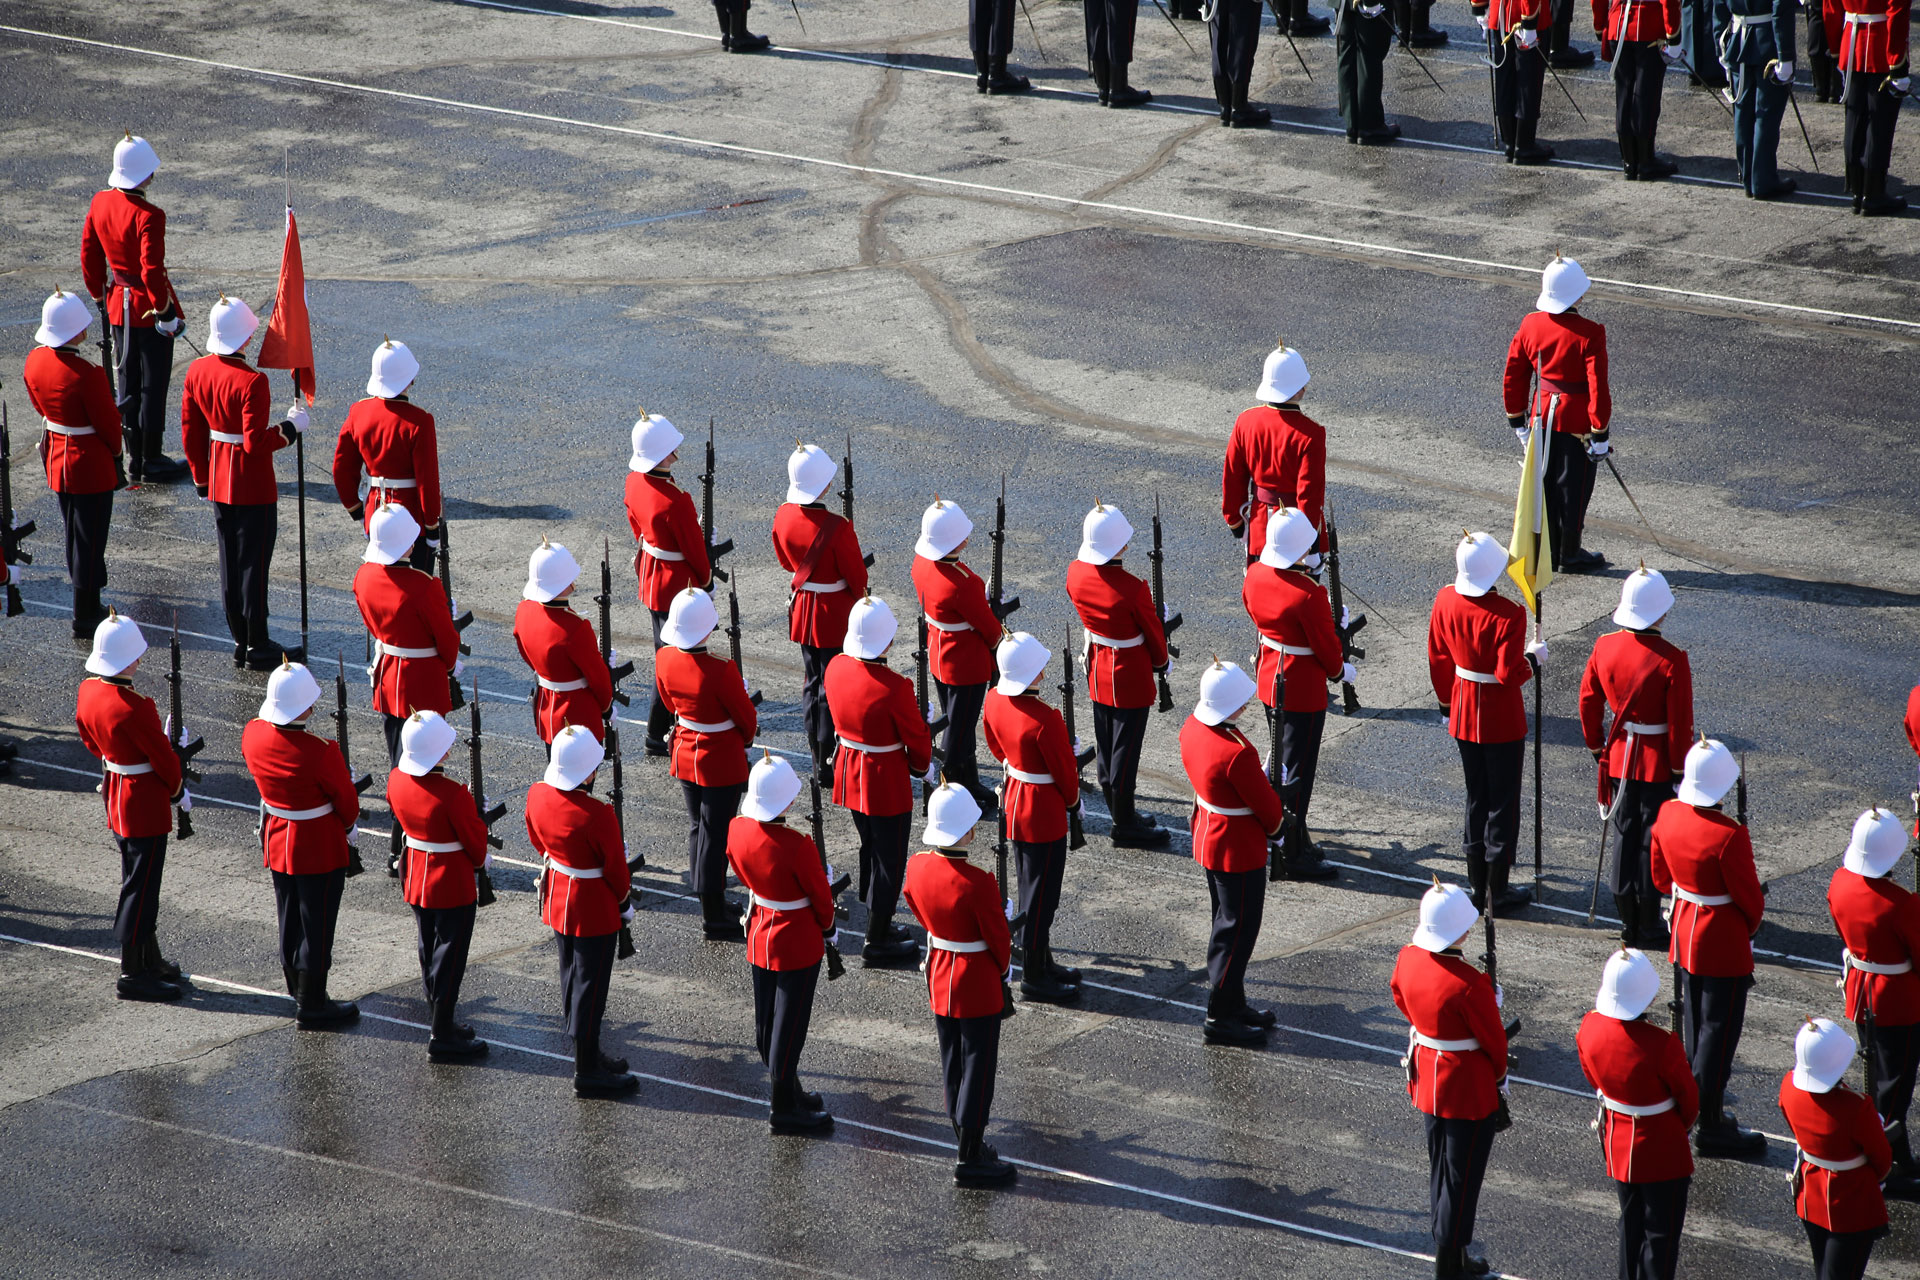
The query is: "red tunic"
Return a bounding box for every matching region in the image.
[513,599,612,743]
[1180,715,1285,874]
[727,816,836,971]
[1779,1076,1892,1233]
[1220,404,1327,554]
[1907,683,1920,835]
[654,646,758,787]
[982,690,1081,844]
[903,850,1012,1018]
[1579,631,1693,783]
[242,720,360,875]
[1502,310,1611,435]
[388,768,490,910]
[74,677,182,839]
[1242,564,1344,713]
[1827,0,1909,72]
[825,655,931,817]
[1427,585,1532,745]
[331,398,442,531]
[1390,945,1509,1120]
[1065,559,1169,710]
[771,503,867,648]
[1829,866,1920,1027]
[181,354,287,505]
[1650,801,1763,977]
[354,563,460,718]
[80,188,177,328]
[525,781,629,937]
[23,346,122,494]
[1576,1012,1699,1183]
[624,470,711,611]
[1477,0,1553,32]
[1594,0,1678,43]
[911,555,1004,687]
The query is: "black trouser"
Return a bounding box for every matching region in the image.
[1803,1222,1883,1280]
[1677,969,1752,1100]
[681,779,745,896]
[1493,32,1547,121]
[1806,0,1835,91]
[1678,0,1722,84]
[714,0,752,14]
[408,533,435,574]
[117,325,175,465]
[971,0,1016,57]
[1084,0,1139,66]
[383,712,406,770]
[1842,70,1903,174]
[1456,738,1525,871]
[1091,701,1149,795]
[1544,429,1597,565]
[272,867,346,975]
[1613,41,1667,138]
[412,902,475,1009]
[753,962,820,1085]
[800,643,837,768]
[1549,0,1576,53]
[1425,1113,1498,1258]
[1267,705,1326,829]
[1337,4,1392,135]
[852,809,911,931]
[646,608,672,746]
[1610,777,1674,898]
[58,490,113,596]
[557,930,618,1042]
[935,1011,1002,1134]
[1616,1177,1690,1280]
[1731,56,1789,193]
[1210,0,1263,99]
[1204,866,1266,1013]
[935,679,988,789]
[114,834,167,958]
[213,501,277,657]
[1867,1019,1920,1127]
[1014,836,1067,959]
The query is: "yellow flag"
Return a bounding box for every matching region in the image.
[1506,420,1554,611]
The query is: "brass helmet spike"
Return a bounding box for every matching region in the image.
[1094,496,1105,511]
[383,334,392,348]
[539,533,551,549]
[1432,872,1443,890]
[933,491,942,508]
[761,747,772,762]
[280,654,292,670]
[124,129,132,141]
[51,286,64,298]
[795,438,806,451]
[1638,557,1647,573]
[1210,652,1222,668]
[1553,249,1563,262]
[107,605,118,619]
[1463,527,1475,542]
[218,291,229,305]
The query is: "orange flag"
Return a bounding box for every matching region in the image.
[256,206,314,405]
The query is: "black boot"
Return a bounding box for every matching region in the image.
[1212,74,1233,122]
[1019,946,1081,1004]
[1046,946,1083,986]
[1282,824,1338,880]
[573,1031,639,1097]
[1289,0,1332,36]
[1227,82,1272,127]
[770,1078,834,1134]
[1203,991,1268,1045]
[1090,55,1111,104]
[1391,0,1414,45]
[702,889,745,942]
[1694,1093,1768,1159]
[714,1,734,47]
[116,942,182,1003]
[1488,860,1532,916]
[862,926,919,967]
[1465,855,1489,912]
[1862,169,1908,216]
[295,968,359,1030]
[1170,0,1204,15]
[140,432,190,483]
[1409,0,1449,45]
[985,55,1032,95]
[727,7,770,52]
[974,52,991,93]
[1110,789,1171,847]
[71,589,107,639]
[143,934,183,983]
[1808,53,1829,101]
[1638,133,1677,179]
[428,999,489,1061]
[1639,893,1671,951]
[1107,61,1151,107]
[1512,118,1554,164]
[954,1128,1018,1186]
[1614,892,1641,946]
[1618,129,1639,179]
[283,964,301,999]
[1885,1120,1920,1199]
[1498,114,1518,162]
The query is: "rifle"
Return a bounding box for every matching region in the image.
[166,615,204,840]
[1149,494,1182,713]
[1059,632,1091,850]
[1736,752,1748,828]
[593,538,642,876]
[1484,907,1515,1131]
[837,433,875,567]
[996,795,1027,934]
[334,653,372,877]
[915,617,950,812]
[0,405,33,617]
[701,416,734,585]
[810,755,850,980]
[988,475,1020,622]
[95,292,121,406]
[609,715,636,960]
[1267,654,1293,882]
[467,673,503,908]
[1323,497,1367,715]
[435,520,473,711]
[727,578,763,707]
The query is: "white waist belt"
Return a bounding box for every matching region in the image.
[1800,1148,1870,1172]
[544,857,603,880]
[1455,666,1499,685]
[751,893,811,911]
[798,579,846,593]
[1411,1031,1482,1052]
[101,760,154,775]
[377,640,439,659]
[209,430,244,445]
[263,801,334,821]
[1086,630,1144,649]
[678,716,737,733]
[537,675,588,692]
[924,615,973,633]
[1673,886,1734,906]
[1005,766,1055,785]
[406,837,465,853]
[1624,721,1669,735]
[1260,636,1316,656]
[1730,12,1774,22]
[1194,795,1255,816]
[368,476,417,489]
[928,935,990,953]
[1844,10,1886,20]
[1844,948,1914,976]
[641,539,685,561]
[839,736,903,754]
[42,419,96,437]
[1599,1091,1676,1117]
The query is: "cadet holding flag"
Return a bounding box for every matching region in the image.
[514,538,614,746]
[911,497,1004,814]
[625,412,713,757]
[773,443,867,778]
[332,340,442,572]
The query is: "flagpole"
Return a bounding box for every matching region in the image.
[1532,589,1542,897]
[285,151,309,657]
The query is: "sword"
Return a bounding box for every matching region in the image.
[1017,0,1047,58]
[787,0,807,37]
[1666,45,1735,116]
[1267,0,1315,78]
[1149,0,1200,52]
[1769,62,1819,171]
[1377,6,1449,91]
[1596,451,1664,546]
[1533,36,1588,121]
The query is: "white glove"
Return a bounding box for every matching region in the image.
[1475,11,1489,29]
[3,562,21,584]
[825,863,838,886]
[1300,553,1323,571]
[606,647,621,668]
[154,316,184,337]
[923,762,940,786]
[366,663,377,687]
[1494,983,1505,1009]
[1498,1076,1512,1097]
[1161,601,1179,621]
[1525,639,1549,667]
[1340,661,1358,685]
[620,899,637,923]
[1516,26,1538,48]
[1514,426,1531,448]
[452,657,465,678]
[1661,899,1673,925]
[1004,897,1018,921]
[1894,76,1912,93]
[1340,605,1352,630]
[346,824,361,844]
[1359,3,1385,14]
[1771,59,1794,82]
[447,596,459,619]
[824,928,840,950]
[284,404,309,435]
[176,789,193,812]
[1587,437,1611,457]
[483,851,494,871]
[1661,42,1686,63]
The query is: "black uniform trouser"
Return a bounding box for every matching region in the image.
[800,643,837,768]
[714,0,752,15]
[935,1012,1002,1134]
[408,534,435,574]
[1425,1113,1497,1257]
[1677,969,1751,1100]
[753,962,820,1085]
[1842,70,1903,174]
[383,713,406,770]
[1266,705,1326,829]
[114,834,167,955]
[1014,836,1068,958]
[1084,0,1139,65]
[557,930,618,1043]
[272,866,346,975]
[1550,0,1576,52]
[1210,0,1264,98]
[1678,0,1722,84]
[1803,1222,1883,1280]
[681,779,745,896]
[1613,42,1668,138]
[1806,0,1834,85]
[58,490,113,596]
[1493,33,1547,121]
[1091,701,1149,795]
[1544,429,1597,565]
[117,325,175,463]
[1204,866,1266,1012]
[1337,5,1392,135]
[1867,1019,1920,1127]
[852,809,912,930]
[646,608,672,746]
[1616,1177,1690,1280]
[1730,57,1789,194]
[935,679,988,789]
[1456,738,1524,870]
[213,501,277,656]
[412,902,475,1009]
[1609,777,1674,898]
[971,0,1016,57]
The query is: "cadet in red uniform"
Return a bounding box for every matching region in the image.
[911,497,1005,812]
[1906,683,1920,835]
[1828,807,1920,1197]
[180,296,310,669]
[1221,344,1325,565]
[1065,501,1172,848]
[903,782,1017,1188]
[74,612,187,1002]
[625,413,714,755]
[331,338,441,571]
[80,133,188,484]
[1391,881,1511,1280]
[1780,1017,1894,1279]
[514,538,613,745]
[826,596,933,967]
[243,661,362,1029]
[1581,566,1693,948]
[1577,948,1700,1280]
[727,753,836,1132]
[1596,0,1682,179]
[1182,660,1287,1046]
[1242,507,1351,880]
[983,632,1085,1005]
[1503,256,1611,571]
[24,289,124,636]
[354,503,461,765]
[526,725,638,1098]
[1478,0,1556,161]
[1650,738,1768,1158]
[654,586,758,940]
[773,443,868,776]
[1428,532,1543,915]
[1826,0,1910,213]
